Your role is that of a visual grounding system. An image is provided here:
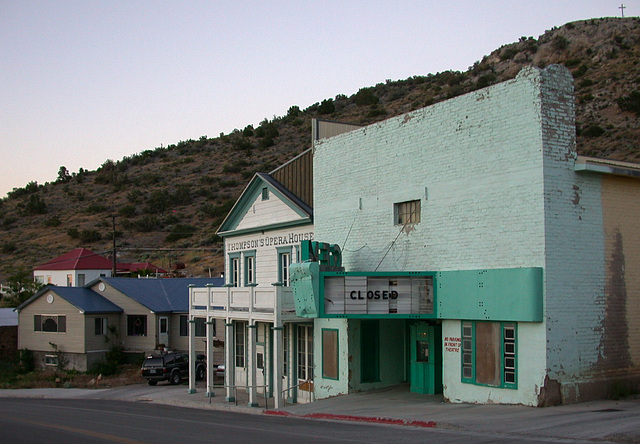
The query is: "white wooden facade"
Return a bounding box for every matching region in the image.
[189,173,314,407]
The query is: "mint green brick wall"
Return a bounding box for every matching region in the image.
[313,66,607,405]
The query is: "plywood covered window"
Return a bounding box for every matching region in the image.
[461,321,517,389]
[394,200,421,225]
[322,329,339,380]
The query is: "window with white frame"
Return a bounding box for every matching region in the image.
[462,321,517,389]
[244,252,255,285]
[229,255,240,287]
[283,324,289,376]
[278,248,292,286]
[394,200,421,225]
[94,317,108,335]
[194,317,206,337]
[235,321,246,368]
[45,355,59,366]
[34,315,66,333]
[297,324,313,381]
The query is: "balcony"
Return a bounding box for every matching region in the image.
[189,284,297,322]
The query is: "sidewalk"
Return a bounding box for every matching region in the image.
[2,382,640,442]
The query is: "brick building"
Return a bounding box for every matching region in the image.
[292,65,640,406]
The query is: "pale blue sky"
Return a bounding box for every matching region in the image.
[0,1,630,197]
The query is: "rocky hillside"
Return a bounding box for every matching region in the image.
[1,17,639,285]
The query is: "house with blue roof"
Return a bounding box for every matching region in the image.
[16,277,223,371]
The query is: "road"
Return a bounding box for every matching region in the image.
[0,398,599,444]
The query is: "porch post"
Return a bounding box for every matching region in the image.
[272,283,284,408]
[225,320,235,402]
[188,317,196,394]
[206,284,214,398]
[247,323,258,407]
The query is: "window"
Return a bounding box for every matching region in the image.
[78,273,86,287]
[45,355,59,366]
[94,317,107,335]
[283,325,289,376]
[278,248,292,286]
[394,200,421,225]
[180,315,188,336]
[297,325,313,381]
[34,315,66,333]
[461,321,517,389]
[127,315,147,336]
[66,274,73,287]
[35,276,44,284]
[261,187,269,200]
[244,253,255,285]
[235,321,246,368]
[194,317,206,337]
[322,329,339,380]
[229,255,240,287]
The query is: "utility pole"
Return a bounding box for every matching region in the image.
[619,3,626,17]
[111,214,117,276]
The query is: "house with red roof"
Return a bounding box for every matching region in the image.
[33,248,167,286]
[33,248,113,287]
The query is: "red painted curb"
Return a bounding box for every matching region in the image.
[264,410,436,428]
[264,410,293,416]
[305,413,436,428]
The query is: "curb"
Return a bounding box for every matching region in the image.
[264,410,436,428]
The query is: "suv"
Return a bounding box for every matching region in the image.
[141,352,206,386]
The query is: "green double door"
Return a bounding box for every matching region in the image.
[409,322,442,394]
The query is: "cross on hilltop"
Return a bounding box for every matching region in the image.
[619,3,626,18]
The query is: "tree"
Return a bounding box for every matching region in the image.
[57,166,71,182]
[0,269,43,307]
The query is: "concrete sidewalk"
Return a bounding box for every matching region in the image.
[2,383,640,442]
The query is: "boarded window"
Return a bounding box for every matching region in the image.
[322,329,338,380]
[475,322,500,386]
[394,200,421,225]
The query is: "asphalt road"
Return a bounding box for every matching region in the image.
[0,398,598,444]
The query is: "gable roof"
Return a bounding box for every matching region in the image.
[100,277,224,312]
[16,286,123,314]
[116,263,168,274]
[34,248,113,271]
[217,172,313,237]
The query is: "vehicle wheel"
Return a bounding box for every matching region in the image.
[147,380,157,386]
[196,366,205,381]
[170,370,181,385]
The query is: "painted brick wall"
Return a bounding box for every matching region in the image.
[314,66,558,405]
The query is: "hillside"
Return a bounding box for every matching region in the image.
[1,17,639,285]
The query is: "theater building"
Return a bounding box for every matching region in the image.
[291,65,640,406]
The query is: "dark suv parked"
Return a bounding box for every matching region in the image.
[141,353,206,386]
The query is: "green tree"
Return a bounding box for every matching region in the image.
[57,166,71,182]
[1,269,43,307]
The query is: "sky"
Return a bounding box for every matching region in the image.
[0,1,632,198]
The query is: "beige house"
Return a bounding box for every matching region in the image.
[17,277,223,371]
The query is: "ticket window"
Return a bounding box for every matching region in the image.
[416,341,429,363]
